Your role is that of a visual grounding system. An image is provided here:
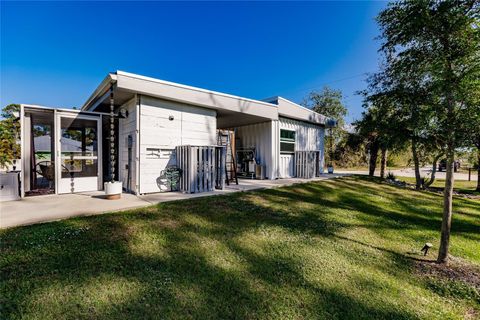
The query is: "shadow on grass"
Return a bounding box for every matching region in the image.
[261,177,479,237]
[1,176,478,319]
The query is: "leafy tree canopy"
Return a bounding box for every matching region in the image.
[302,86,348,131]
[372,0,480,263]
[0,104,21,168]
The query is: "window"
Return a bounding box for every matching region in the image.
[280,129,295,154]
[146,148,174,159]
[146,148,161,159]
[60,118,98,178]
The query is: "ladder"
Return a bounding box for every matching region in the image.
[217,129,238,185]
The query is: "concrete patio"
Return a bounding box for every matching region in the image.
[0,174,344,229]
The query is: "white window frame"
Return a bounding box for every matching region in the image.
[280,129,296,154]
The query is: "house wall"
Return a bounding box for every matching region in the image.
[118,97,138,193]
[278,117,325,178]
[235,121,279,180]
[138,96,217,194]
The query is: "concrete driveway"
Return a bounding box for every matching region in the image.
[0,174,345,229]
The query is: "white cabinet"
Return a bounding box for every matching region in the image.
[0,172,20,202]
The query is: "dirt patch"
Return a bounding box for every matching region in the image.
[464,307,479,319]
[415,256,480,291]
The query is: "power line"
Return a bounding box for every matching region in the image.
[292,71,374,97]
[322,72,369,86]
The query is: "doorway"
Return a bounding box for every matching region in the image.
[24,109,56,196]
[56,113,102,194]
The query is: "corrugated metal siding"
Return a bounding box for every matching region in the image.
[279,155,294,178]
[118,97,138,193]
[236,121,277,179]
[271,120,280,179]
[278,117,325,178]
[139,96,217,194]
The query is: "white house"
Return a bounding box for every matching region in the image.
[19,71,333,197]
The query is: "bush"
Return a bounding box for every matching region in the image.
[386,172,396,180]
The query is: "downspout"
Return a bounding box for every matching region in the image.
[135,94,141,194]
[109,85,116,183]
[127,135,132,192]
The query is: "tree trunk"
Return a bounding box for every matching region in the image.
[411,138,422,189]
[477,147,480,192]
[380,148,388,179]
[425,154,442,188]
[369,140,379,177]
[438,148,455,263]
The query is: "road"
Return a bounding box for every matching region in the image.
[336,167,478,181]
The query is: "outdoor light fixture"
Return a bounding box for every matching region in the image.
[421,242,433,256]
[118,108,129,119]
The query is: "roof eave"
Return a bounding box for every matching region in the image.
[276,96,330,126]
[114,71,278,120]
[81,73,117,111]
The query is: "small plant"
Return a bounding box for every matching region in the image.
[386,172,396,180]
[162,166,182,191]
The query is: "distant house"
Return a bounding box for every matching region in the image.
[34,135,94,153]
[19,71,333,197]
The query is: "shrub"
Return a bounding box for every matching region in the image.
[386,172,396,180]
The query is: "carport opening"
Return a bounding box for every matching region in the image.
[217,110,273,180]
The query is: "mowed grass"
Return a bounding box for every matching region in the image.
[1,176,479,319]
[398,176,479,194]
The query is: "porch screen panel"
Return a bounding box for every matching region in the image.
[60,118,98,178]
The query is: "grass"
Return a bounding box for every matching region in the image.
[397,177,479,194]
[336,166,404,171]
[1,176,479,319]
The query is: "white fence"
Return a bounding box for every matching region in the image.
[294,151,319,179]
[176,145,226,193]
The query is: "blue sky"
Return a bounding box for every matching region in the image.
[1,1,386,123]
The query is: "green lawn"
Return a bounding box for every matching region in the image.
[1,176,479,319]
[398,176,479,194]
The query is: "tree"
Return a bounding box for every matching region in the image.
[361,55,444,188]
[332,132,369,168]
[474,137,480,192]
[354,102,405,178]
[302,86,348,167]
[463,85,480,191]
[418,136,445,188]
[357,70,413,179]
[354,109,381,176]
[0,104,21,169]
[377,0,480,263]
